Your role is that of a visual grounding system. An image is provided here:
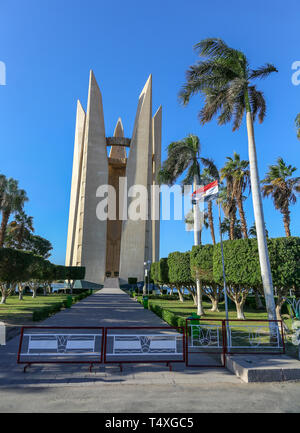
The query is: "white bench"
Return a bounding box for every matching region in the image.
[23,333,101,356]
[110,334,180,355]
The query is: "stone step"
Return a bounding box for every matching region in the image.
[225,354,300,383]
[103,277,120,289]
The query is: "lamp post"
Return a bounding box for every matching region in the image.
[143,260,151,296]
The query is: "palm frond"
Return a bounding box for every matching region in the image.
[194,38,244,65]
[249,86,266,123]
[200,157,220,180]
[198,87,228,124]
[232,94,245,131]
[249,64,278,79]
[179,38,277,130]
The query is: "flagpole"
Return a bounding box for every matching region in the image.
[192,180,227,320]
[218,201,229,322]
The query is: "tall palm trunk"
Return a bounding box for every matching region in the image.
[237,196,248,239]
[229,215,235,240]
[229,205,236,240]
[246,109,276,322]
[207,201,216,244]
[0,210,10,247]
[282,207,291,237]
[193,175,204,316]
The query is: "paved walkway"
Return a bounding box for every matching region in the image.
[0,288,235,383]
[41,287,168,327]
[1,288,300,412]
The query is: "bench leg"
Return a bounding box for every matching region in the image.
[89,363,94,373]
[23,363,31,373]
[166,362,172,372]
[119,363,123,372]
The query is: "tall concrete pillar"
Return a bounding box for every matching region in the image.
[109,118,127,159]
[119,75,153,283]
[65,100,86,267]
[106,118,127,277]
[76,70,108,284]
[152,105,162,263]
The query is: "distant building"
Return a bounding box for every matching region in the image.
[65,71,161,286]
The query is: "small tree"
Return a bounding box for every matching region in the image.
[0,248,27,303]
[128,277,138,294]
[150,259,170,295]
[267,237,300,323]
[41,260,55,296]
[168,252,196,304]
[16,251,36,300]
[191,244,220,312]
[28,255,46,298]
[213,239,260,319]
[158,258,170,294]
[65,266,86,294]
[24,234,53,259]
[150,263,160,293]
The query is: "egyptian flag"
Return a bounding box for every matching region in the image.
[192,180,219,202]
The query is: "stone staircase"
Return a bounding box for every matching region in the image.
[103,277,120,289]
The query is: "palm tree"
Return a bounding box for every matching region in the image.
[261,158,300,237]
[296,114,300,140]
[179,38,278,321]
[5,210,34,249]
[159,134,204,315]
[221,153,250,238]
[0,178,28,247]
[218,185,237,240]
[201,158,220,245]
[159,134,202,246]
[220,217,242,239]
[248,222,269,238]
[0,175,6,207]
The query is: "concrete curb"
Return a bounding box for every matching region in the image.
[225,354,300,383]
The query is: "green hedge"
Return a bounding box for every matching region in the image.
[32,291,92,321]
[190,244,214,282]
[213,237,300,290]
[33,301,63,321]
[168,251,193,285]
[128,277,138,285]
[244,295,294,314]
[148,302,186,331]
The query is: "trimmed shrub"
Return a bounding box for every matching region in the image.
[32,302,63,321]
[148,301,185,332]
[32,291,92,321]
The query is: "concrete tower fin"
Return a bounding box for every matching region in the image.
[65,99,86,267]
[114,117,124,137]
[152,105,162,263]
[109,117,127,159]
[119,74,153,283]
[76,70,108,284]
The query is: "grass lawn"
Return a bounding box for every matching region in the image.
[0,294,71,325]
[148,297,271,321]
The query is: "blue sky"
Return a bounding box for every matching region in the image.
[0,0,299,264]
